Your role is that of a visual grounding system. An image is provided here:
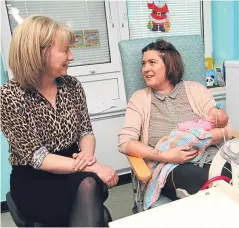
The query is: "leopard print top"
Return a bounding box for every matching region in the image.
[0,76,94,169]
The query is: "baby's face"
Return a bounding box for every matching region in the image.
[208,108,228,128]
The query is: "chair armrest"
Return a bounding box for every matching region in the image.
[127,156,152,182]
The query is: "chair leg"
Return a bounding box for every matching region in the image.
[131,170,137,202]
[131,170,144,214]
[131,170,138,214]
[134,181,144,213]
[136,201,144,213]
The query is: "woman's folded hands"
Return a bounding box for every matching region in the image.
[72,151,97,171]
[72,152,118,188]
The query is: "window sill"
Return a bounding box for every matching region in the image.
[209,86,226,97]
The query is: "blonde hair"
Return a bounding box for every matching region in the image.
[9,15,75,89]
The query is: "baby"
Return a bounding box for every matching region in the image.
[144,107,229,210]
[156,106,229,157]
[177,106,229,131]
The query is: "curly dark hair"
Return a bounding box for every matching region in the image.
[142,39,184,85]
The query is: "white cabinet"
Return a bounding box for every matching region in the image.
[225,61,239,131]
[91,114,130,175]
[78,72,129,175]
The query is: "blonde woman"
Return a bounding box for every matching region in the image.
[0,15,118,227]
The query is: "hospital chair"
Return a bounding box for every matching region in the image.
[118,35,239,213]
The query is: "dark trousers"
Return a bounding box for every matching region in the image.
[162,163,231,201]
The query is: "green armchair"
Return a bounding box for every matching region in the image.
[118,35,206,212]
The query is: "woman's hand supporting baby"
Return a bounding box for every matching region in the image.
[160,146,198,164]
[125,140,198,164]
[155,135,199,164]
[209,127,228,144]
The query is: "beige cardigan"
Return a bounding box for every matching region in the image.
[118,81,233,153]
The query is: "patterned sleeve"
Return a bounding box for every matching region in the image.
[0,87,49,169]
[73,78,94,139]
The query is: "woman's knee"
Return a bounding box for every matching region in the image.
[78,177,99,194]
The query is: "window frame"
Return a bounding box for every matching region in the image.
[1,0,121,79]
[202,0,212,57]
[117,0,212,58]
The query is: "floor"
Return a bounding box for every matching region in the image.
[1,183,134,227]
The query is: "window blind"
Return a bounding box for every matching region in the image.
[6,0,110,66]
[127,0,201,39]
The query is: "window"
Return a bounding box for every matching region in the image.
[1,0,121,78]
[126,0,201,39]
[118,0,212,57]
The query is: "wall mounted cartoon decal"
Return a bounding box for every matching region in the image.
[147,0,170,32]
